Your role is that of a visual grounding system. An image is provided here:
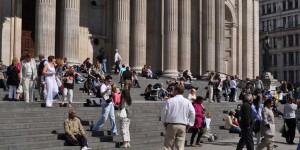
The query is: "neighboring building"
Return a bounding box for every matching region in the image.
[0,0,259,78]
[260,0,300,83]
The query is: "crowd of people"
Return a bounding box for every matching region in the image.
[1,50,300,150]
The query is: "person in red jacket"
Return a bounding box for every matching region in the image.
[190,96,206,146]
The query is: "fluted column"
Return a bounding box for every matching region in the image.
[60,0,80,64]
[253,0,260,77]
[163,0,179,77]
[35,0,56,57]
[113,0,130,65]
[215,0,224,72]
[130,0,146,72]
[178,0,191,71]
[242,0,254,79]
[202,0,215,73]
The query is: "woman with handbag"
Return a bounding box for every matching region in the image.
[190,96,206,146]
[119,89,132,148]
[6,58,19,101]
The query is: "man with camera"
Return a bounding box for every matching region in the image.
[92,75,119,136]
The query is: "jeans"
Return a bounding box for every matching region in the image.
[101,59,107,73]
[63,88,73,103]
[190,128,202,145]
[93,102,118,133]
[224,87,230,101]
[297,122,300,150]
[230,88,236,102]
[65,134,88,148]
[8,85,17,99]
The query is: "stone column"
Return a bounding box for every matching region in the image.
[202,0,215,73]
[253,0,260,77]
[113,0,130,66]
[35,0,56,57]
[242,0,254,79]
[163,0,179,77]
[60,0,80,64]
[178,0,191,71]
[215,0,224,73]
[130,0,146,72]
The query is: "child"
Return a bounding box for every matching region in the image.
[203,112,218,142]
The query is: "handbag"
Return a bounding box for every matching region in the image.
[17,82,23,94]
[119,108,127,118]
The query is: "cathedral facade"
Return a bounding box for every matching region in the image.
[0,0,260,78]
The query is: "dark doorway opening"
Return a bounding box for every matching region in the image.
[21,0,36,58]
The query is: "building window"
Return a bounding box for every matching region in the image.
[262,5,265,15]
[273,3,277,13]
[283,17,287,28]
[262,21,265,31]
[296,34,300,46]
[284,53,287,65]
[297,70,300,82]
[284,71,287,80]
[273,19,277,30]
[273,71,278,79]
[268,20,272,31]
[267,4,272,14]
[283,1,287,10]
[289,70,294,82]
[295,15,298,26]
[288,16,294,28]
[289,52,294,65]
[296,0,299,8]
[273,37,277,48]
[296,52,300,65]
[288,0,293,9]
[283,36,287,47]
[288,35,294,46]
[274,54,278,66]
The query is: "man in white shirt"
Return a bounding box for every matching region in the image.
[161,84,195,150]
[114,49,122,74]
[20,53,37,103]
[92,75,118,135]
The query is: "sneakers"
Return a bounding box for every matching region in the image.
[112,132,119,136]
[81,146,91,150]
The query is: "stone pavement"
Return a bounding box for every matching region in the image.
[185,129,299,150]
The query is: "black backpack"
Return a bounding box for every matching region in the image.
[38,60,46,76]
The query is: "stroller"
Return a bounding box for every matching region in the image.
[149,83,167,101]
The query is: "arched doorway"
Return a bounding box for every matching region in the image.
[21,0,36,58]
[224,4,237,75]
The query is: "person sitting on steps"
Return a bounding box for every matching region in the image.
[64,109,91,150]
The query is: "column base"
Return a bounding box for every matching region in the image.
[131,66,143,73]
[162,70,179,78]
[67,59,80,66]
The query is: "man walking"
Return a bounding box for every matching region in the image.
[236,94,254,150]
[122,66,132,92]
[37,54,48,100]
[161,84,195,150]
[114,49,122,74]
[93,75,118,135]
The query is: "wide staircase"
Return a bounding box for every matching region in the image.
[0,74,246,150]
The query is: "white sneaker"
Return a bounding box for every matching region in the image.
[81,146,91,150]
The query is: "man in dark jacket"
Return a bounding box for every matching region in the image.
[236,94,254,150]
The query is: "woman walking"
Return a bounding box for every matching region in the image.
[190,96,206,146]
[43,56,58,108]
[119,89,132,148]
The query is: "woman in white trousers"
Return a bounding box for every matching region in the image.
[119,89,132,148]
[42,56,58,108]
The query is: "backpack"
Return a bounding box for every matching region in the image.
[38,60,46,76]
